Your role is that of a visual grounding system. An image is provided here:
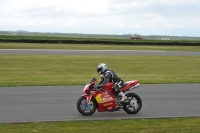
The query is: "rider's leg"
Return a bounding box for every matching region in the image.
[118,91,126,102]
[113,81,126,102]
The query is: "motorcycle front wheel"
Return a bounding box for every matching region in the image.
[77,96,97,116]
[123,93,142,114]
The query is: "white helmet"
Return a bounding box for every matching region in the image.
[97,63,107,75]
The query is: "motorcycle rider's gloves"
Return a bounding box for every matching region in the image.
[96,84,102,89]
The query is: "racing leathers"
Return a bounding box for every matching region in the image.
[97,69,126,102]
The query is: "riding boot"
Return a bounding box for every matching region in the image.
[118,92,126,102]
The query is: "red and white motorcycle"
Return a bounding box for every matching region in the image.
[77,77,142,116]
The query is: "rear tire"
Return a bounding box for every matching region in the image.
[123,93,142,114]
[77,96,96,116]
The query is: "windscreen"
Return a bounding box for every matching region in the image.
[87,77,97,85]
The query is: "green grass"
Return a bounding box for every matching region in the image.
[0,55,200,86]
[0,43,200,132]
[1,43,200,51]
[0,117,200,133]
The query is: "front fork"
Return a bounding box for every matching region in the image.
[82,94,92,105]
[82,94,93,111]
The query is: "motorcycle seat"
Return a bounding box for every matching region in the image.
[121,83,127,88]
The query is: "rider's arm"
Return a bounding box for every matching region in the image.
[98,72,112,87]
[98,76,104,85]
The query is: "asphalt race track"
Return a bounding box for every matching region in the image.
[0,84,199,123]
[0,49,200,123]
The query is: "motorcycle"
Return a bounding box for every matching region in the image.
[77,77,142,116]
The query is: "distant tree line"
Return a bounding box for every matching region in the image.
[0,35,200,46]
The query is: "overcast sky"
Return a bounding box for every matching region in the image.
[0,0,200,36]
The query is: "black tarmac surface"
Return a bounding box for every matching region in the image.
[0,84,199,123]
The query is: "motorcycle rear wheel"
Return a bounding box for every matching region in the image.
[77,96,97,116]
[123,93,142,114]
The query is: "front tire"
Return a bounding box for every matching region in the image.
[123,93,142,114]
[77,96,96,116]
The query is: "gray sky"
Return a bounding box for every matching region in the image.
[0,0,200,36]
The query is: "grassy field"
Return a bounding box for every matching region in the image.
[0,117,200,133]
[0,43,200,132]
[0,55,200,86]
[1,43,200,51]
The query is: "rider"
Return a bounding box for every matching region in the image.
[96,63,126,102]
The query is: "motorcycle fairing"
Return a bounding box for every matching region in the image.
[95,92,113,103]
[121,80,140,92]
[93,91,117,112]
[82,78,140,112]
